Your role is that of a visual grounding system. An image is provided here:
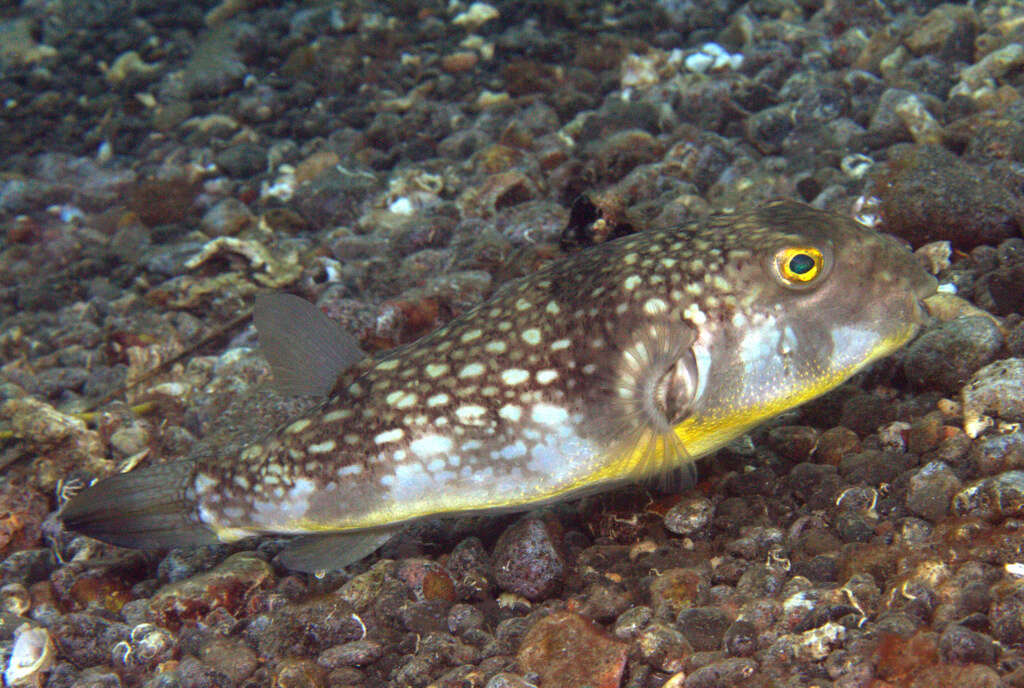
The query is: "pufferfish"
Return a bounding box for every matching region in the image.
[61,200,937,572]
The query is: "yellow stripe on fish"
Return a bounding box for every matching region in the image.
[61,200,937,572]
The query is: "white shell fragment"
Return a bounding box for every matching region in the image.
[4,623,55,687]
[452,2,499,29]
[684,42,744,73]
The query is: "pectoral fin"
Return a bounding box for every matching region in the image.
[276,528,397,573]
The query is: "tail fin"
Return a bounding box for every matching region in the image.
[60,460,219,549]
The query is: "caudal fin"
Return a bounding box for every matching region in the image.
[60,460,218,549]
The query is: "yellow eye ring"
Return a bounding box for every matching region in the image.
[775,246,824,283]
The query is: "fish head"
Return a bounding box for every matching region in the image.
[675,200,938,452]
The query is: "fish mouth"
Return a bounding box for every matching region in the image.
[915,273,939,300]
[911,273,939,325]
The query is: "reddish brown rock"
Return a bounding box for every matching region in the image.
[148,552,274,629]
[517,611,628,688]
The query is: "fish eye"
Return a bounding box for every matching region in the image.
[774,246,824,285]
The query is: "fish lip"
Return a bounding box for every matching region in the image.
[910,273,939,325]
[915,273,939,300]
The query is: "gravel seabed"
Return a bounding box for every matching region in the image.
[3,1,1024,686]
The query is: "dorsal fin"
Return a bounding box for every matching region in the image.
[254,292,367,397]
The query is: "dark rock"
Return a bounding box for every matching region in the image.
[613,605,653,640]
[969,432,1024,476]
[214,143,267,178]
[876,144,1024,249]
[766,426,819,463]
[723,619,757,657]
[676,607,732,652]
[903,317,1003,392]
[664,496,715,536]
[316,639,385,669]
[492,514,567,601]
[682,657,757,688]
[938,624,998,665]
[635,621,691,673]
[906,461,962,522]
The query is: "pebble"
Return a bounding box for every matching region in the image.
[676,607,732,652]
[316,640,385,669]
[635,621,691,673]
[197,635,259,684]
[650,568,708,620]
[906,461,962,523]
[9,1,1024,686]
[491,514,567,601]
[961,358,1024,438]
[813,427,862,466]
[954,470,1024,521]
[969,432,1024,476]
[903,316,1004,392]
[516,611,628,688]
[682,657,757,688]
[214,143,267,178]
[147,552,274,630]
[765,426,819,463]
[938,623,998,665]
[663,496,715,536]
[876,144,1024,249]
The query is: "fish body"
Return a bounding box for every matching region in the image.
[62,200,937,570]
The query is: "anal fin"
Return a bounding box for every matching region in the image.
[276,528,397,574]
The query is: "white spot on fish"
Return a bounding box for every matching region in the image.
[546,301,561,315]
[410,434,453,456]
[683,302,707,325]
[461,328,483,342]
[455,404,487,425]
[624,275,642,291]
[550,338,571,351]
[427,393,450,407]
[395,392,418,409]
[485,340,508,354]
[375,359,400,370]
[459,362,486,378]
[501,368,530,385]
[515,298,532,311]
[322,408,354,423]
[338,464,363,477]
[308,440,336,454]
[374,428,405,444]
[498,441,528,459]
[499,405,522,422]
[522,328,541,345]
[425,363,450,378]
[531,403,569,426]
[285,418,311,434]
[536,369,558,384]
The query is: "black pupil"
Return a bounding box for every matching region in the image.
[789,253,815,275]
